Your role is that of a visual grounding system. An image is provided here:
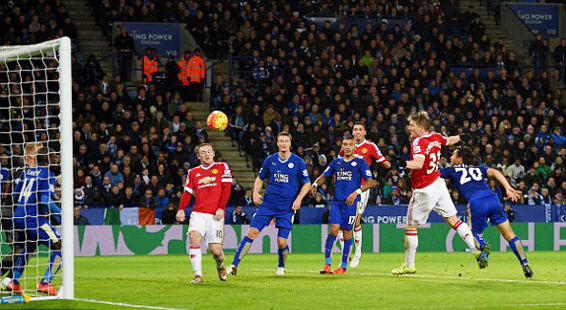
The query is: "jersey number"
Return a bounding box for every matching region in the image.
[348,215,356,225]
[18,178,35,203]
[455,167,483,185]
[426,151,441,174]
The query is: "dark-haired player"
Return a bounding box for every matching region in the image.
[313,136,376,274]
[9,144,62,295]
[338,122,390,268]
[441,146,533,277]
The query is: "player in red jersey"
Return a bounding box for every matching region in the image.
[338,122,391,268]
[392,112,477,275]
[176,143,232,283]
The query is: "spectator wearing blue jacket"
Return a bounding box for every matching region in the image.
[552,127,566,148]
[104,164,124,187]
[155,188,170,209]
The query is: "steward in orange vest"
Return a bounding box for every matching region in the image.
[187,48,205,83]
[177,50,191,85]
[143,48,158,82]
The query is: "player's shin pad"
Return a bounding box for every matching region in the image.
[232,236,253,267]
[41,250,61,284]
[509,237,528,264]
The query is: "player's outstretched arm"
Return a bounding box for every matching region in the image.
[293,182,312,211]
[253,177,264,205]
[487,168,521,202]
[447,135,462,145]
[346,178,377,205]
[405,156,425,170]
[310,174,326,196]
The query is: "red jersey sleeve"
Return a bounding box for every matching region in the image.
[412,138,426,159]
[436,132,449,146]
[369,142,386,164]
[221,162,233,184]
[184,169,194,194]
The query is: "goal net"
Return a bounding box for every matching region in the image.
[0,37,73,300]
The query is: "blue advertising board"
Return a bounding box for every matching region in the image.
[508,4,560,38]
[81,204,566,225]
[121,22,180,57]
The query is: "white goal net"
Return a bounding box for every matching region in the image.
[0,37,73,300]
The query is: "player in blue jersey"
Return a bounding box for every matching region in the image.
[8,144,63,295]
[227,132,311,276]
[441,146,533,278]
[312,136,377,274]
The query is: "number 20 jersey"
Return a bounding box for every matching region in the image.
[410,132,449,189]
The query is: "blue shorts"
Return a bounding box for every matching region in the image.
[14,218,60,247]
[329,198,360,230]
[469,195,508,235]
[251,207,294,239]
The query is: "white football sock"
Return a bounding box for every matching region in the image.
[189,246,202,276]
[337,230,344,250]
[405,231,418,268]
[354,225,362,257]
[454,220,476,253]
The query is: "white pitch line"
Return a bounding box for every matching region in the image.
[245,268,566,286]
[75,298,184,310]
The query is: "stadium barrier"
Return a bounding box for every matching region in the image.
[71,223,566,256]
[80,204,566,225]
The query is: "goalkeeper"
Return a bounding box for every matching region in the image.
[7,144,62,296]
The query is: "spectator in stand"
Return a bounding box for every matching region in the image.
[553,38,566,82]
[161,203,178,225]
[73,206,90,226]
[155,188,170,209]
[228,206,250,224]
[530,34,548,75]
[83,54,104,87]
[139,189,158,210]
[114,26,135,81]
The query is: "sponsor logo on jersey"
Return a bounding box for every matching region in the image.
[336,169,353,181]
[198,176,216,184]
[274,172,289,183]
[212,169,219,175]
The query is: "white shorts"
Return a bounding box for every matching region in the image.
[407,178,457,225]
[358,190,370,214]
[188,211,224,244]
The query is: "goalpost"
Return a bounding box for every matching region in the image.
[0,37,73,300]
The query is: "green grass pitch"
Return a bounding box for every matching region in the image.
[3,251,566,309]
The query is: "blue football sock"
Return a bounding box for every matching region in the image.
[41,250,62,284]
[324,234,337,265]
[341,239,353,269]
[278,245,289,268]
[232,236,253,267]
[474,233,486,250]
[508,236,528,265]
[12,247,30,284]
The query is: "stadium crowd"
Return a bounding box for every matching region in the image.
[1,1,565,226]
